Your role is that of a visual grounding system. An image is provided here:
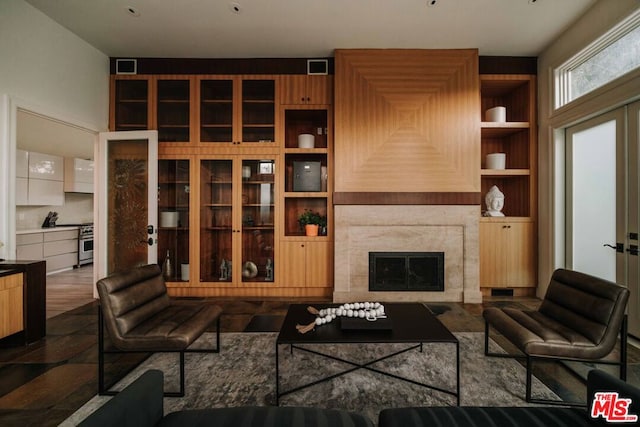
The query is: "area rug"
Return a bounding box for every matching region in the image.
[62,332,560,425]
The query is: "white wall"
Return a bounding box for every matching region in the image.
[0,0,109,259]
[537,0,640,296]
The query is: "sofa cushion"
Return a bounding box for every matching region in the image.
[119,300,223,351]
[158,406,374,427]
[378,406,590,427]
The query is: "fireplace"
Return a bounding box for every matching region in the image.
[334,205,481,303]
[369,252,444,292]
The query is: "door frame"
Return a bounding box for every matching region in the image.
[95,130,158,291]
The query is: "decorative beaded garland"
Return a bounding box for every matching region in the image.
[296,302,386,334]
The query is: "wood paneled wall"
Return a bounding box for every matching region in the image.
[334,49,480,195]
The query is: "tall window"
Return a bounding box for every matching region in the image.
[555,10,640,109]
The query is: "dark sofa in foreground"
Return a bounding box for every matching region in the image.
[79,369,639,427]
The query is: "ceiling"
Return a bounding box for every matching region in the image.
[25,0,597,58]
[17,111,95,160]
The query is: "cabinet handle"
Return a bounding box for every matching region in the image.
[301,97,305,102]
[301,244,305,248]
[306,97,311,102]
[502,225,511,229]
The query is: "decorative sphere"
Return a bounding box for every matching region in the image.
[364,302,371,309]
[374,302,380,308]
[347,309,353,317]
[358,310,365,318]
[315,318,322,325]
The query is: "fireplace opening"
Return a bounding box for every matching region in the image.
[369,252,444,292]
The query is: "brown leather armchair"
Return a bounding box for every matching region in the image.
[97,264,223,397]
[483,268,629,406]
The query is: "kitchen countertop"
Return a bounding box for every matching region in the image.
[16,226,80,235]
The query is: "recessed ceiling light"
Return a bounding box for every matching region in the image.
[426,0,438,6]
[126,6,140,17]
[229,2,242,14]
[528,0,539,4]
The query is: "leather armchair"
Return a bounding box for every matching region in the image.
[483,268,629,406]
[97,264,223,396]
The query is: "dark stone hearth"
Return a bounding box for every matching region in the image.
[369,252,444,292]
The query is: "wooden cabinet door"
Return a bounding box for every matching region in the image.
[280,241,331,287]
[305,241,332,287]
[480,221,535,287]
[280,241,307,286]
[280,75,332,105]
[280,75,308,105]
[306,75,332,105]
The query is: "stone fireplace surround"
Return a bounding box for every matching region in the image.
[334,205,482,304]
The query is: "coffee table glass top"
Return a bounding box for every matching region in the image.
[277,302,457,344]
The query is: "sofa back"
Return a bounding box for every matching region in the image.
[540,268,628,351]
[97,264,170,344]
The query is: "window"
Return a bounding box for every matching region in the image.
[555,10,640,108]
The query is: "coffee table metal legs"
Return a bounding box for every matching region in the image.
[275,341,460,406]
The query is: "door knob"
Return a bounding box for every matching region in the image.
[604,243,624,253]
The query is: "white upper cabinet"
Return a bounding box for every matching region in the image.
[28,152,64,181]
[16,150,64,206]
[16,150,29,205]
[64,157,94,193]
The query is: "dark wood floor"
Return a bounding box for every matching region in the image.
[0,266,638,426]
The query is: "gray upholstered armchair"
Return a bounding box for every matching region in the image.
[483,268,629,406]
[97,264,223,396]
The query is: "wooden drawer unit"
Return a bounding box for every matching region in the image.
[0,273,24,339]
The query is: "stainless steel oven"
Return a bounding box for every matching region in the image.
[78,224,93,266]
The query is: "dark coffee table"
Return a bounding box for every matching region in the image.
[275,302,459,405]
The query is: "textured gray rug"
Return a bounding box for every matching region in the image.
[63,332,559,425]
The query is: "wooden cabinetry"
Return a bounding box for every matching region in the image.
[110,75,152,132]
[110,73,333,297]
[479,75,537,294]
[281,241,331,287]
[480,220,535,290]
[0,272,24,340]
[280,75,333,105]
[198,157,276,287]
[158,158,192,282]
[155,76,194,143]
[198,76,276,144]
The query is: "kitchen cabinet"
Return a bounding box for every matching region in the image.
[16,150,64,206]
[64,157,94,193]
[16,150,28,206]
[280,75,333,105]
[16,228,79,274]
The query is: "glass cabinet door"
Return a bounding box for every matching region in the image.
[200,79,234,143]
[156,79,191,142]
[241,80,275,143]
[200,159,233,282]
[157,159,190,281]
[241,159,275,282]
[114,79,149,131]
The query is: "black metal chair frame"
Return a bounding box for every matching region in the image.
[484,315,628,407]
[97,304,221,397]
